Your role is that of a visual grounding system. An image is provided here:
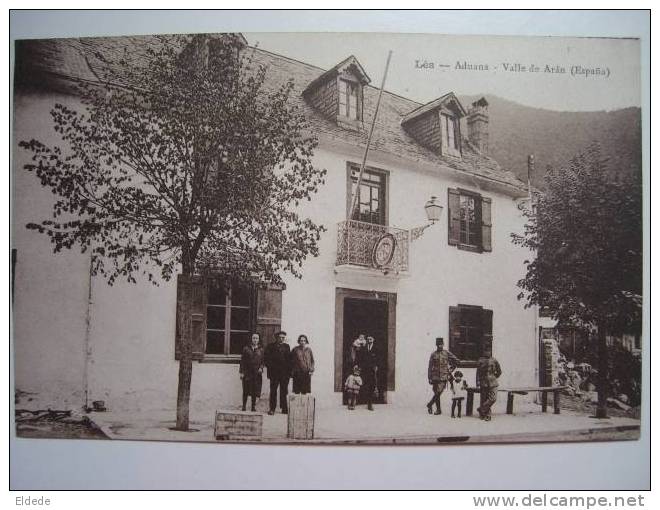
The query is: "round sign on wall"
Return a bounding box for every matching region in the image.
[372,233,397,268]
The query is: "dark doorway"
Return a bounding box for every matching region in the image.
[342,297,388,404]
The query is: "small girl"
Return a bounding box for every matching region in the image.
[451,370,469,418]
[344,366,363,410]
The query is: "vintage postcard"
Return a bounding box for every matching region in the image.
[11,30,642,446]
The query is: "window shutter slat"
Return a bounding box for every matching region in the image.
[448,188,461,245]
[481,196,492,252]
[448,306,462,353]
[175,275,207,361]
[190,276,206,360]
[175,275,187,361]
[256,284,284,346]
[481,308,493,356]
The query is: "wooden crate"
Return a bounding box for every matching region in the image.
[287,394,315,440]
[214,410,263,441]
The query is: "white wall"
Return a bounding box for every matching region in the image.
[13,93,537,416]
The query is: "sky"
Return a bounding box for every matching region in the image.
[244,32,641,113]
[9,11,645,113]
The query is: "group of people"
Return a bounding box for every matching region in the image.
[344,334,380,411]
[238,330,314,414]
[427,337,502,421]
[240,330,503,421]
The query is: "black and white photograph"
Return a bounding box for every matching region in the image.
[11,21,644,450]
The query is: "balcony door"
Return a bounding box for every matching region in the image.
[347,165,388,225]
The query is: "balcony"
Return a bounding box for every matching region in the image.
[336,220,410,274]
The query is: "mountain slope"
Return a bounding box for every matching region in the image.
[459,95,642,188]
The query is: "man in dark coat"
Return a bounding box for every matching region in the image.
[427,337,459,415]
[476,343,502,421]
[264,330,291,415]
[356,336,379,411]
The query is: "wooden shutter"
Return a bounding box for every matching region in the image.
[448,188,461,246]
[481,308,493,356]
[481,196,492,252]
[175,274,207,361]
[256,284,284,346]
[448,306,462,354]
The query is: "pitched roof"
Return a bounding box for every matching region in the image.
[302,54,371,96]
[401,92,467,125]
[13,34,527,194]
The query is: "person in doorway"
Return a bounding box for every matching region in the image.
[291,334,315,394]
[239,333,264,412]
[476,343,502,421]
[450,370,468,418]
[427,337,459,415]
[264,330,291,415]
[344,366,363,410]
[356,335,379,411]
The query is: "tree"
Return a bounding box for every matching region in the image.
[513,143,642,418]
[19,34,327,430]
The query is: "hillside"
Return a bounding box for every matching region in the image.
[459,95,642,188]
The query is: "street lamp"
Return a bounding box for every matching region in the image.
[424,196,443,223]
[411,195,443,241]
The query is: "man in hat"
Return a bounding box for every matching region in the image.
[264,330,291,415]
[427,337,459,415]
[476,343,502,421]
[356,336,379,411]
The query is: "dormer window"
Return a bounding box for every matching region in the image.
[303,55,370,130]
[339,79,360,120]
[401,92,466,158]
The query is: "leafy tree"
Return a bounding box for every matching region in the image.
[513,143,642,418]
[19,34,326,430]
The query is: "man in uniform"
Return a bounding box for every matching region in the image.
[427,337,459,415]
[264,330,291,415]
[476,343,502,421]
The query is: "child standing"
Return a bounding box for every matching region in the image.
[450,370,469,418]
[344,366,363,410]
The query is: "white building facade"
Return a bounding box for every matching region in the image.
[12,35,538,417]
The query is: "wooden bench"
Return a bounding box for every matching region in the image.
[465,386,568,417]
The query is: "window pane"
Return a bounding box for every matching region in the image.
[230,332,250,355]
[206,330,226,355]
[349,91,358,119]
[230,307,251,331]
[208,280,227,305]
[207,306,225,330]
[231,283,251,307]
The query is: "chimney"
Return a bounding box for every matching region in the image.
[467,97,489,154]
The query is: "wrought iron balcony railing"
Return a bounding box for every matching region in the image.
[336,219,410,273]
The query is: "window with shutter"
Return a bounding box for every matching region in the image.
[441,113,461,157]
[447,188,493,253]
[175,275,282,362]
[448,304,493,366]
[339,78,360,121]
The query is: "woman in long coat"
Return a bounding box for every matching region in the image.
[240,333,264,411]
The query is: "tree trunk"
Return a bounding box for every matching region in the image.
[175,358,192,430]
[595,324,609,418]
[174,268,194,431]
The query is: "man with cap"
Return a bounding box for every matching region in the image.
[427,337,460,415]
[264,330,291,415]
[476,342,502,421]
